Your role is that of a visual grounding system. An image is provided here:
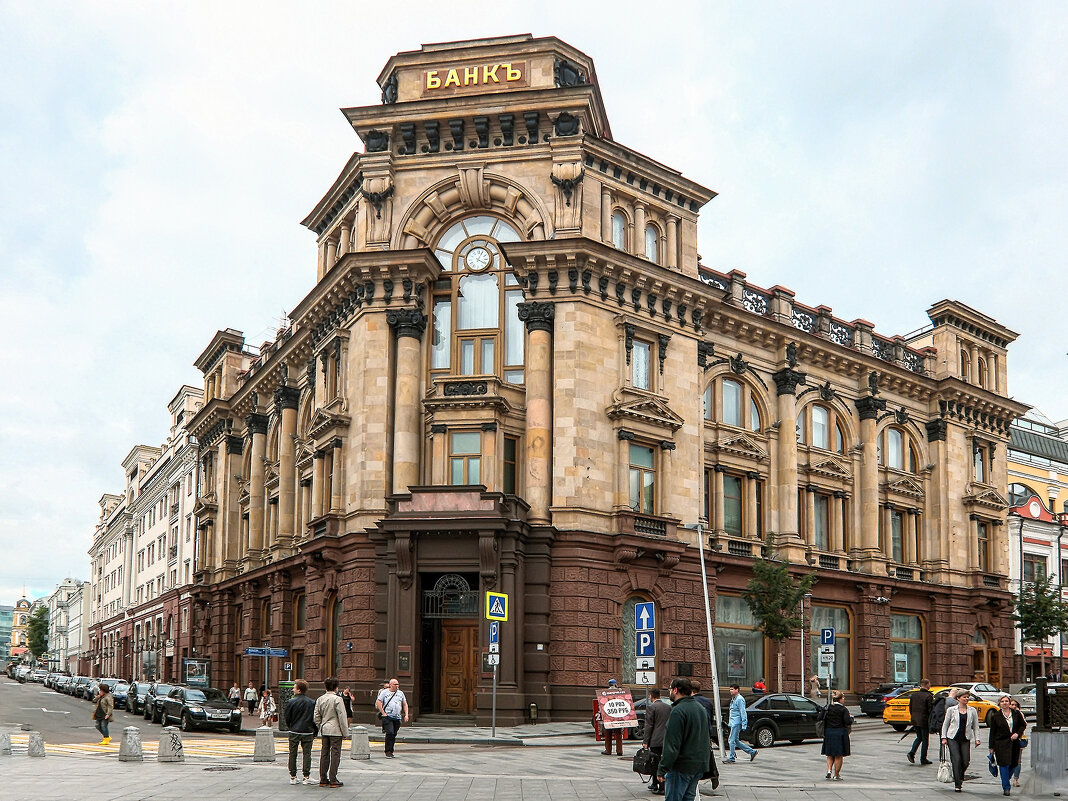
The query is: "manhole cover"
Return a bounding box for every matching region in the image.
[203,766,242,772]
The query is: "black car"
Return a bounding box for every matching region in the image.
[160,686,242,732]
[128,682,154,715]
[860,683,915,717]
[68,676,92,697]
[732,693,824,748]
[143,682,178,723]
[630,695,674,741]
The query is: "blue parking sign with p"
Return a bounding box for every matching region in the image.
[489,621,499,644]
[821,628,835,646]
[636,631,656,657]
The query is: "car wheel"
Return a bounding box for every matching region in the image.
[181,713,194,732]
[985,709,998,727]
[753,725,776,748]
[892,724,907,732]
[229,722,241,734]
[152,706,162,724]
[865,712,880,718]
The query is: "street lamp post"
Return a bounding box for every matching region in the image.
[800,592,813,696]
[690,522,727,760]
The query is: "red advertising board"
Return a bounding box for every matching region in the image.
[597,688,638,729]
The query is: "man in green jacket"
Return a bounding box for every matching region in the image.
[657,678,711,801]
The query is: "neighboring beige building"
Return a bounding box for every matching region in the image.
[46,578,89,673]
[93,34,1034,722]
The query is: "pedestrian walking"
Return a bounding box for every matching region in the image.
[809,674,822,698]
[284,679,317,786]
[906,679,935,765]
[988,693,1026,796]
[258,688,277,727]
[92,683,114,745]
[642,688,671,794]
[726,684,757,763]
[1008,699,1027,787]
[655,678,711,801]
[599,678,624,755]
[941,688,981,792]
[820,690,853,781]
[227,682,241,706]
[690,681,717,739]
[376,677,409,758]
[314,676,349,787]
[244,681,258,715]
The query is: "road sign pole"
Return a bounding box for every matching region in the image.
[491,662,498,739]
[696,522,726,760]
[264,642,269,695]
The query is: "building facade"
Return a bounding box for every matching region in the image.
[46,579,90,674]
[88,386,203,681]
[0,605,12,665]
[168,35,1026,722]
[10,596,31,661]
[1005,408,1068,681]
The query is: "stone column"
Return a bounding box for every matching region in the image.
[601,186,612,243]
[246,413,268,558]
[854,391,887,572]
[430,424,447,485]
[337,222,351,258]
[712,466,726,533]
[330,438,343,511]
[387,309,427,494]
[311,451,325,520]
[666,216,678,269]
[517,302,555,524]
[481,423,498,491]
[746,471,759,537]
[772,364,807,559]
[274,386,300,546]
[633,201,646,254]
[221,433,245,570]
[325,236,338,272]
[804,487,816,547]
[832,492,846,552]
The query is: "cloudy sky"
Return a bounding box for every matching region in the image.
[2,2,1066,603]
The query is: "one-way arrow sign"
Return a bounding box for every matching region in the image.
[635,602,655,631]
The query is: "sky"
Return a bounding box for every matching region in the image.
[1,2,1066,603]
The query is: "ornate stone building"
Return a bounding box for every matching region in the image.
[183,35,1025,723]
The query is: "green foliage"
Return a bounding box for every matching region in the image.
[741,542,818,643]
[1012,573,1068,645]
[27,606,48,659]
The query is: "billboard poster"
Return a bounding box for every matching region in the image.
[727,643,746,679]
[893,653,908,683]
[596,688,638,729]
[183,657,211,688]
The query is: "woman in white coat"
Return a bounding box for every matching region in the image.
[941,689,981,792]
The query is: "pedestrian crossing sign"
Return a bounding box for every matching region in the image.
[485,591,509,622]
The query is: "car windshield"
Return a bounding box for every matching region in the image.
[154,684,174,695]
[186,688,228,703]
[115,683,129,692]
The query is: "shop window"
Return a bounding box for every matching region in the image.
[449,432,482,485]
[644,223,660,263]
[890,614,924,683]
[622,596,653,684]
[629,444,655,514]
[715,595,763,687]
[807,605,851,691]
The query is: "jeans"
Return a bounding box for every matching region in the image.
[288,733,314,777]
[382,717,402,755]
[909,728,930,762]
[946,738,972,788]
[729,723,755,760]
[319,735,342,783]
[95,718,110,738]
[998,764,1014,792]
[663,770,701,801]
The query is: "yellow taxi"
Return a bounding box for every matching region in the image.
[882,686,999,730]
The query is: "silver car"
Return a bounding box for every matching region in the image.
[1013,682,1068,717]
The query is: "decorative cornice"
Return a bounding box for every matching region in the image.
[225,435,244,454]
[517,301,555,333]
[386,308,427,340]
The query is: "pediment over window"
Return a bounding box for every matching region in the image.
[308,408,351,441]
[805,456,853,482]
[606,393,684,433]
[711,432,768,462]
[884,475,926,500]
[963,486,1008,511]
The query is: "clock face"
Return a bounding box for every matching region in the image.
[464,246,491,271]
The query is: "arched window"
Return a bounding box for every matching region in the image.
[293,593,306,631]
[797,403,847,453]
[1008,483,1036,507]
[611,211,627,250]
[644,223,659,263]
[431,216,525,384]
[978,357,987,388]
[704,378,762,432]
[960,349,971,382]
[622,596,653,684]
[879,426,917,472]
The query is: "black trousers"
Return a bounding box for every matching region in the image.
[649,746,663,789]
[909,727,930,762]
[382,717,402,755]
[946,738,971,788]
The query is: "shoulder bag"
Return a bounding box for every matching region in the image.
[815,704,827,738]
[378,691,398,722]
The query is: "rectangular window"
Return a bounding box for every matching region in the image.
[295,594,307,630]
[449,432,482,485]
[814,493,829,551]
[632,341,651,390]
[722,380,742,427]
[504,289,524,379]
[974,445,987,483]
[890,509,903,563]
[628,444,655,514]
[977,521,989,571]
[1023,554,1047,584]
[723,474,742,535]
[503,436,518,494]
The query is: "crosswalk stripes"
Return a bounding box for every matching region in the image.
[7,733,378,760]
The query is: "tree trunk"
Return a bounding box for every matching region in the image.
[776,644,784,692]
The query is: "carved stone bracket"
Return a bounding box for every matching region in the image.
[395,533,413,590]
[478,533,499,590]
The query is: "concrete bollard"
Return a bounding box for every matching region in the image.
[0,730,11,756]
[349,725,369,760]
[118,726,143,762]
[158,726,185,763]
[253,726,276,762]
[27,731,46,757]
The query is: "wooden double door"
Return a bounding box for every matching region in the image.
[440,621,479,714]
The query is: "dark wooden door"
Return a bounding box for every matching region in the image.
[440,621,478,714]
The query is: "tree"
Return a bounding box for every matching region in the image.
[1012,573,1068,677]
[27,606,49,662]
[741,540,818,692]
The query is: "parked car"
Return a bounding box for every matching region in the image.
[143,682,178,723]
[630,695,673,741]
[949,682,1004,705]
[30,669,49,683]
[54,675,73,693]
[14,665,32,682]
[68,676,92,697]
[883,686,1000,730]
[1011,682,1067,717]
[859,683,916,717]
[110,682,131,710]
[731,692,824,747]
[128,682,154,715]
[83,679,100,701]
[159,686,242,733]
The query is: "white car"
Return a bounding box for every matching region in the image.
[949,681,1004,704]
[1012,682,1068,717]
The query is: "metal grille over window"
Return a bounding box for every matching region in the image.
[422,574,478,618]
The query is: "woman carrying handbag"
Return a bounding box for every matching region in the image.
[988,694,1027,795]
[941,688,981,792]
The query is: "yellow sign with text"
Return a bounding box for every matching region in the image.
[423,61,528,96]
[485,591,509,622]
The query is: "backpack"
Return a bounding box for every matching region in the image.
[928,696,947,734]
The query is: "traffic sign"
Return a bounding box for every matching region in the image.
[636,631,655,658]
[818,644,835,656]
[283,662,293,671]
[244,647,267,656]
[489,620,499,644]
[820,628,835,646]
[636,657,654,670]
[819,651,835,664]
[636,670,656,685]
[486,653,500,666]
[489,643,499,653]
[635,602,655,631]
[267,648,288,657]
[486,591,509,622]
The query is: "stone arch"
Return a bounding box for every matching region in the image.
[393,168,552,250]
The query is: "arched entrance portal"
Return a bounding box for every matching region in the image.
[972,629,1002,687]
[420,573,480,714]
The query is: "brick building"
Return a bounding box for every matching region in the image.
[183,35,1025,723]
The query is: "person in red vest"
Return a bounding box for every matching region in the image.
[752,678,767,694]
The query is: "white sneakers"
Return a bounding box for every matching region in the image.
[303,777,315,785]
[290,777,299,785]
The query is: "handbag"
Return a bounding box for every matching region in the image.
[937,744,953,783]
[988,753,998,777]
[815,704,827,737]
[701,744,720,790]
[632,746,659,777]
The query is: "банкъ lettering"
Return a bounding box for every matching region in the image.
[425,62,524,90]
